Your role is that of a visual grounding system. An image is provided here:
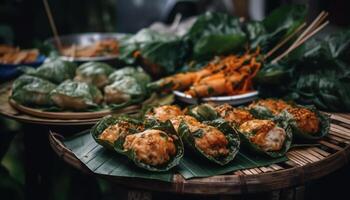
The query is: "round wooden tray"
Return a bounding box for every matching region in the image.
[9,99,136,120]
[49,113,350,195]
[0,82,139,125]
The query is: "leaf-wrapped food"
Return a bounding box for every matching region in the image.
[176,116,240,165]
[277,105,330,140]
[50,80,103,110]
[238,119,292,158]
[104,76,147,106]
[114,120,184,171]
[22,58,77,84]
[11,75,57,106]
[91,116,144,149]
[188,103,254,128]
[247,99,292,119]
[144,105,183,123]
[75,62,115,88]
[108,66,151,85]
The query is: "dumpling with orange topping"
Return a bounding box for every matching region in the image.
[177,116,240,165]
[280,105,330,140]
[238,119,292,157]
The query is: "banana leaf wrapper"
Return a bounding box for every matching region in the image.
[238,120,293,158]
[277,105,330,140]
[114,120,184,172]
[178,118,240,165]
[91,116,143,150]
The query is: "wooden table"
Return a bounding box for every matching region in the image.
[48,113,350,200]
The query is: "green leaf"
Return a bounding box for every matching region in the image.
[186,12,246,59]
[262,4,307,48]
[178,151,287,179]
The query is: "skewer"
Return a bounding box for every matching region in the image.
[43,0,63,52]
[291,11,326,47]
[271,20,329,64]
[264,22,306,59]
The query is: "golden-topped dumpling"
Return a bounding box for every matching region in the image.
[146,105,183,122]
[99,121,144,145]
[214,104,254,126]
[286,107,320,134]
[123,130,176,166]
[239,119,286,151]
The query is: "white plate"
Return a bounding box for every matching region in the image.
[173,90,259,105]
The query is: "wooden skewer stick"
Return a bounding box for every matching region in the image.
[271,20,329,64]
[291,11,327,49]
[264,22,306,59]
[43,0,63,52]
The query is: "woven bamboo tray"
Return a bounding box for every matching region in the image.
[48,113,350,195]
[0,82,139,125]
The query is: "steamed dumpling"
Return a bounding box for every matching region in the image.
[75,62,115,88]
[50,80,103,110]
[104,76,144,104]
[23,58,77,84]
[11,75,57,106]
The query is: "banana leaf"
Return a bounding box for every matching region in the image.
[11,75,57,106]
[277,105,330,140]
[22,58,77,84]
[185,12,246,59]
[238,120,293,158]
[64,129,287,181]
[178,118,240,165]
[50,80,103,110]
[178,151,287,179]
[75,62,115,88]
[91,116,143,150]
[114,120,184,172]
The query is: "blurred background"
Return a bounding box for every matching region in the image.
[0,0,349,200]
